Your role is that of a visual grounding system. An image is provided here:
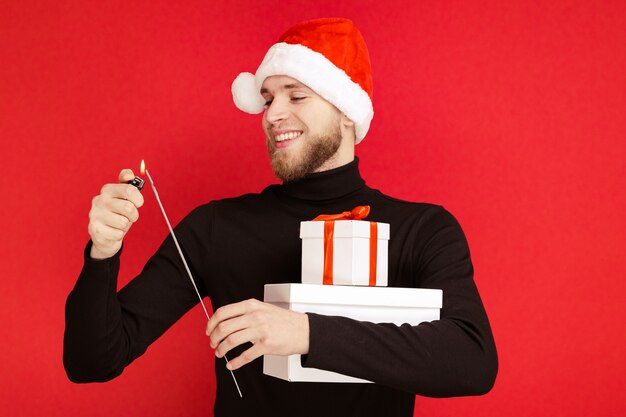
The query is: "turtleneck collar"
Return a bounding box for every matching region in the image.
[279,157,366,201]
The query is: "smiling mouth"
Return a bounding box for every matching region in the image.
[275,131,302,142]
[273,131,303,148]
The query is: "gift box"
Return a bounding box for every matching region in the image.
[263,283,442,383]
[300,219,390,286]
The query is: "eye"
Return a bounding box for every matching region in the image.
[291,96,306,102]
[263,99,273,109]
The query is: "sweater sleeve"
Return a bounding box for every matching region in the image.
[63,208,210,383]
[302,206,498,397]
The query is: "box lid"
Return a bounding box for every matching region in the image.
[264,283,442,308]
[300,220,390,240]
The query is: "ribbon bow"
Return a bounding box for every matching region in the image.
[313,205,370,221]
[312,205,379,286]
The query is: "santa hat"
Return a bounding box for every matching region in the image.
[231,18,374,143]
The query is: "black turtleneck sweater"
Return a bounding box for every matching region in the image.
[64,159,497,416]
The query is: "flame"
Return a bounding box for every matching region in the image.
[140,160,146,175]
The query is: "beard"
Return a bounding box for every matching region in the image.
[266,123,342,182]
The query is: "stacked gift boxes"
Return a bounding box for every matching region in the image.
[263,206,442,382]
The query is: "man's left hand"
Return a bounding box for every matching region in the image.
[205,299,309,371]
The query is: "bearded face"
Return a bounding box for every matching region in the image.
[261,75,354,182]
[265,117,342,182]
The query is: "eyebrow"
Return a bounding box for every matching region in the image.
[260,82,307,95]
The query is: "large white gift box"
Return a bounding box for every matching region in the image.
[263,283,442,383]
[300,220,390,286]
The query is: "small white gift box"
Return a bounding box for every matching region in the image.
[263,283,442,383]
[300,220,390,286]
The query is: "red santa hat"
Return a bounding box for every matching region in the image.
[231,18,374,143]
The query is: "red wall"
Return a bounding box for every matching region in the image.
[1,1,625,415]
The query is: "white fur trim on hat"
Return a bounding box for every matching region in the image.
[231,42,374,143]
[232,72,266,113]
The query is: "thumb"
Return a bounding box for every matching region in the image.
[118,169,136,183]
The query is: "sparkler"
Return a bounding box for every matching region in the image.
[134,160,243,398]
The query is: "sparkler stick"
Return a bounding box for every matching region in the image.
[141,161,243,398]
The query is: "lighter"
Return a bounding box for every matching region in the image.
[127,176,145,191]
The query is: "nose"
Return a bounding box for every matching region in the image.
[264,98,288,124]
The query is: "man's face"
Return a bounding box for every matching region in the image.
[261,75,351,182]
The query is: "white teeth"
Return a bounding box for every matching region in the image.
[275,131,302,142]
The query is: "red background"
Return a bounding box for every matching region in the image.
[1,1,625,415]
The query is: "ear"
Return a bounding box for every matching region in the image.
[339,113,357,145]
[340,113,355,128]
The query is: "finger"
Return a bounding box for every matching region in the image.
[206,299,259,336]
[105,197,141,223]
[92,194,140,223]
[99,184,144,209]
[97,210,134,232]
[118,169,136,183]
[225,343,265,371]
[88,221,126,244]
[209,313,255,349]
[214,327,257,359]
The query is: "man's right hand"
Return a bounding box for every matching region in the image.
[88,169,145,259]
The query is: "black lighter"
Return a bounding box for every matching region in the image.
[127,177,145,191]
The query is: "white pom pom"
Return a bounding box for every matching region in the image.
[231,72,265,114]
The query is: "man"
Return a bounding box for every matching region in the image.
[64,18,497,416]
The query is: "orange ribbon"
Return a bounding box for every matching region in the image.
[312,206,378,286]
[313,205,371,221]
[369,221,378,286]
